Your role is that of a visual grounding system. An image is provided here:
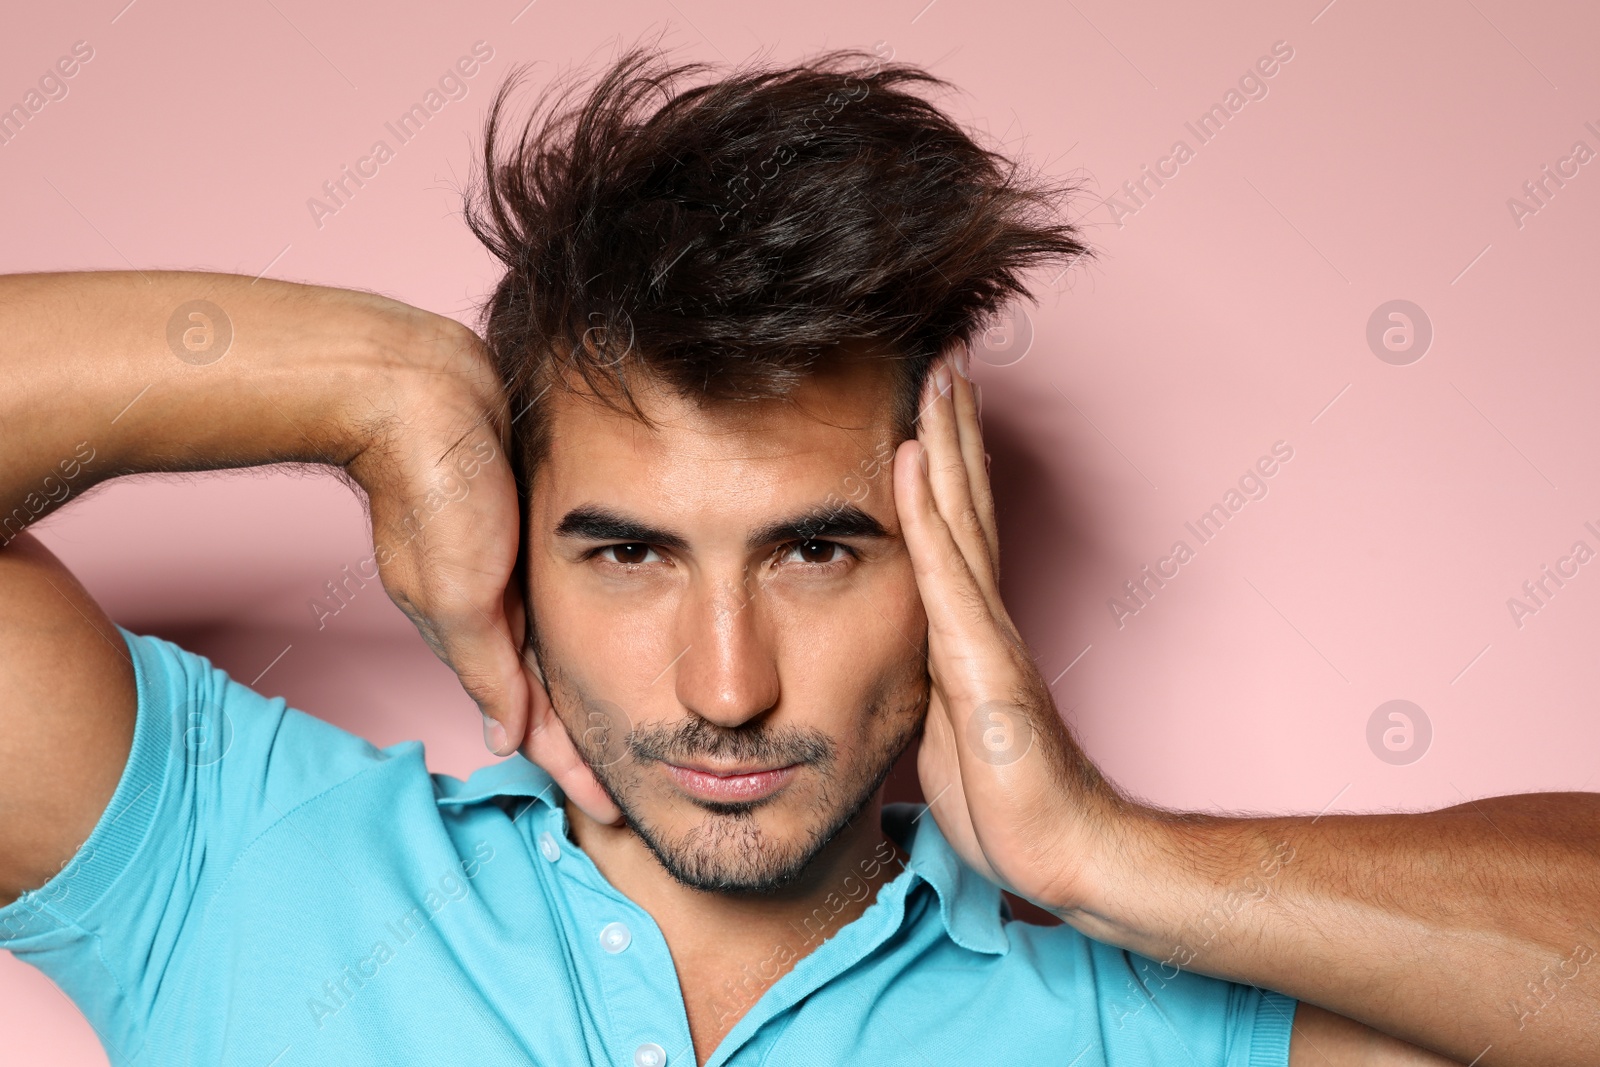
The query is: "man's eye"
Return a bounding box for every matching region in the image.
[779,540,850,565]
[599,543,661,565]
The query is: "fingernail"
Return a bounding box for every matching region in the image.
[954,346,970,379]
[936,364,951,397]
[482,713,508,754]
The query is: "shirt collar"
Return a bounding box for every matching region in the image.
[434,751,560,809]
[883,800,1010,955]
[441,756,1010,956]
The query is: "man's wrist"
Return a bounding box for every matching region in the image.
[245,279,445,470]
[333,295,502,494]
[1037,793,1163,941]
[1043,802,1290,966]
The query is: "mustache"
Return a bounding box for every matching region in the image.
[624,715,835,769]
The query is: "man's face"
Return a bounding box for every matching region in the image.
[523,354,928,893]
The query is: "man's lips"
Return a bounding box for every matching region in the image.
[663,761,800,803]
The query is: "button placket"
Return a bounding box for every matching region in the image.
[541,811,692,1066]
[590,904,685,1064]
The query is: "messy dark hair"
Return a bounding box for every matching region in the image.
[466,44,1090,480]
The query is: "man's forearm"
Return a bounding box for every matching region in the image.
[1060,791,1600,1065]
[0,270,411,539]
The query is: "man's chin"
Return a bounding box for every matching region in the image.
[624,805,830,894]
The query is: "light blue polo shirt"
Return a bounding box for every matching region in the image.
[1,628,1296,1065]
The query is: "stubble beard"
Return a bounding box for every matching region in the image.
[533,634,927,894]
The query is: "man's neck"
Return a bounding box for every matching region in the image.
[564,792,912,1062]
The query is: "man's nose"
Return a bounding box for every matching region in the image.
[671,573,780,729]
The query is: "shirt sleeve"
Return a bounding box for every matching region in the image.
[0,626,399,1059]
[1088,935,1298,1067]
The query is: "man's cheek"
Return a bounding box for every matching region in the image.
[882,553,929,635]
[533,575,687,720]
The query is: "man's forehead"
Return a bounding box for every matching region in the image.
[539,355,903,467]
[529,357,905,538]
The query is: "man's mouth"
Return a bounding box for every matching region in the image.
[662,761,800,803]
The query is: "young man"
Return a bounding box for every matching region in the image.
[0,48,1595,1067]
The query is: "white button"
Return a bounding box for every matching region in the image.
[599,921,632,953]
[633,1043,666,1067]
[538,831,560,862]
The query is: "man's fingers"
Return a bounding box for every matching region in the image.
[520,672,624,824]
[443,586,622,823]
[894,437,996,650]
[430,589,531,756]
[919,351,1001,606]
[949,351,1000,577]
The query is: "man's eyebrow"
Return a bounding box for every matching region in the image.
[552,503,891,551]
[554,505,689,550]
[746,505,890,550]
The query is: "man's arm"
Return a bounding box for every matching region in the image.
[893,345,1598,1067]
[0,531,136,908]
[0,270,615,906]
[1082,791,1600,1066]
[1289,1005,1463,1066]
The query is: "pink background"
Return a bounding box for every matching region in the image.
[4,0,1597,1060]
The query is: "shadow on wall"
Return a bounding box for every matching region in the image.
[984,371,1105,677]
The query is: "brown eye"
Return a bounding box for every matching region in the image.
[605,543,657,565]
[794,540,839,564]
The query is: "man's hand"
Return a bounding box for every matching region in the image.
[893,344,1124,910]
[892,345,1600,1066]
[337,299,618,823]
